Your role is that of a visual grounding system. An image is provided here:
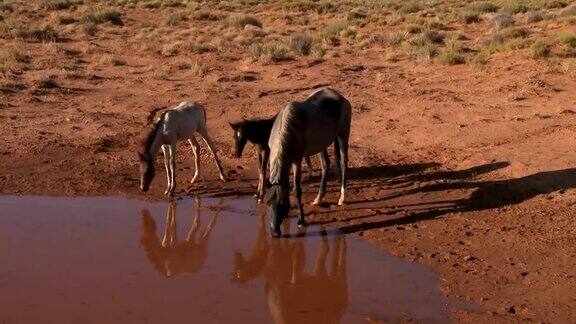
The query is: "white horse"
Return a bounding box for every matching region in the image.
[138,101,226,195]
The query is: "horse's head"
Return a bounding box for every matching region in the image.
[265,183,290,238]
[229,122,248,158]
[138,152,155,192]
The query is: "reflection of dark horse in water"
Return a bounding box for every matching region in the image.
[140,198,220,277]
[233,216,348,324]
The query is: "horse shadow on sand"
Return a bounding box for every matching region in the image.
[301,161,576,237]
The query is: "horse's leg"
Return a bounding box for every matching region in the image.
[255,149,263,200]
[197,128,226,182]
[168,142,177,195]
[258,148,269,203]
[292,162,306,227]
[201,209,218,240]
[162,202,177,247]
[312,149,330,205]
[188,137,202,184]
[161,145,172,195]
[333,139,341,177]
[186,197,201,243]
[336,135,349,206]
[314,229,329,277]
[304,156,313,180]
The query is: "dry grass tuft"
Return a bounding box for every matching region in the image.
[81,9,123,26]
[221,14,261,29]
[289,33,313,55]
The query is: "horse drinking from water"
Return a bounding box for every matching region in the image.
[138,101,226,196]
[266,88,351,237]
[229,117,316,202]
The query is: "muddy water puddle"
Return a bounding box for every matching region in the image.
[0,196,476,323]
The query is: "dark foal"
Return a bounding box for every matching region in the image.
[229,117,312,202]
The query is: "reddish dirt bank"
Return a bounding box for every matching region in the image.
[2,5,576,322]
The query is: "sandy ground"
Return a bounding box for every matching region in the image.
[1,2,576,322]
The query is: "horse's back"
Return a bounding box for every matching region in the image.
[300,88,350,156]
[162,101,206,139]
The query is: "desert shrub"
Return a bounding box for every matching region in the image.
[249,42,264,60]
[406,24,422,34]
[190,61,209,77]
[539,0,567,9]
[161,0,185,8]
[141,1,161,9]
[500,1,529,14]
[493,13,515,29]
[0,2,13,12]
[320,21,348,45]
[82,22,97,36]
[468,1,499,13]
[221,14,261,29]
[399,1,423,14]
[188,42,217,54]
[58,16,76,25]
[462,12,481,24]
[284,14,309,25]
[36,76,59,89]
[165,11,186,26]
[472,49,490,66]
[526,11,544,23]
[316,1,339,14]
[0,47,30,65]
[81,10,123,25]
[384,31,408,46]
[560,4,576,16]
[409,30,444,47]
[501,27,530,38]
[531,39,551,58]
[557,33,576,47]
[192,10,220,21]
[26,25,59,42]
[311,46,326,60]
[347,9,368,21]
[100,54,126,66]
[289,33,312,55]
[38,0,73,10]
[263,41,291,62]
[413,43,439,61]
[250,41,292,63]
[438,49,465,65]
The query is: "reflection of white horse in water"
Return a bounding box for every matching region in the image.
[232,217,348,324]
[139,198,220,277]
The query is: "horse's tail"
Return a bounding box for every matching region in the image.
[198,103,207,124]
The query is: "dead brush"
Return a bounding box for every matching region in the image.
[221,14,262,29]
[289,33,313,55]
[81,9,123,26]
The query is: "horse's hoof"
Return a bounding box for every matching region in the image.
[312,198,322,205]
[338,199,345,206]
[297,220,307,227]
[219,175,227,182]
[271,230,281,238]
[257,198,263,204]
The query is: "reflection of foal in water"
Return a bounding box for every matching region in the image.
[232,218,348,324]
[140,198,219,277]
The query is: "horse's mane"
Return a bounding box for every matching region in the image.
[139,110,168,158]
[269,104,302,184]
